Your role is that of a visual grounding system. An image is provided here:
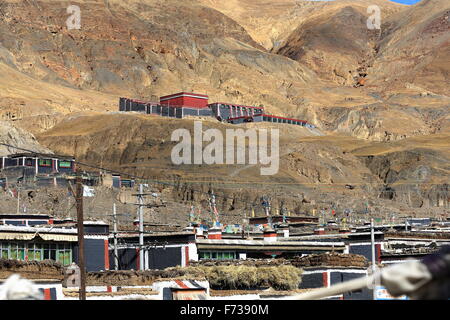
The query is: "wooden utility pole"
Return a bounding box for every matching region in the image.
[370,218,376,300]
[76,175,86,300]
[138,184,144,271]
[132,185,165,271]
[16,183,20,214]
[113,203,118,271]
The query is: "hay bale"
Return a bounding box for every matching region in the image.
[257,265,302,290]
[175,265,302,290]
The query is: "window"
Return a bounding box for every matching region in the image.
[27,243,35,260]
[57,249,71,265]
[199,251,236,260]
[0,241,72,264]
[25,158,33,166]
[50,248,56,260]
[200,252,210,259]
[10,243,18,259]
[58,161,72,168]
[38,159,52,167]
[56,243,72,266]
[43,244,50,260]
[0,242,9,259]
[18,246,25,260]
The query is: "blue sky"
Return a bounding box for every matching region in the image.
[388,0,422,4]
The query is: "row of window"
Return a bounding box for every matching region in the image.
[217,104,263,112]
[3,158,72,168]
[32,159,72,168]
[262,116,306,126]
[199,251,236,260]
[0,242,73,266]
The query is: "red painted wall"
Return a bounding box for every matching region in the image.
[43,288,51,300]
[185,246,189,266]
[104,240,110,270]
[376,243,381,263]
[160,93,208,108]
[322,272,328,287]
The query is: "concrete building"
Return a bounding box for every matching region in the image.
[0,216,110,272]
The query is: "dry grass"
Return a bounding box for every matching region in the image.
[180,265,302,290]
[0,258,64,280]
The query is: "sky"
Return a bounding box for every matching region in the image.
[388,0,422,4]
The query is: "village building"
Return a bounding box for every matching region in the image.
[0,153,75,176]
[109,231,196,270]
[0,215,110,272]
[119,92,314,128]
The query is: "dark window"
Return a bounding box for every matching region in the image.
[44,245,50,260]
[38,159,52,167]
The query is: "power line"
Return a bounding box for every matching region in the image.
[0,143,447,213]
[0,143,265,209]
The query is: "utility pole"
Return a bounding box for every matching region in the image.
[76,175,86,300]
[113,203,118,271]
[137,184,144,271]
[16,183,20,214]
[370,218,376,300]
[242,210,246,239]
[132,186,164,271]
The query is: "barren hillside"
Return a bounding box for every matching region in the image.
[0,0,448,220]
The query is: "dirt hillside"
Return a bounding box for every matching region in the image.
[0,0,448,221]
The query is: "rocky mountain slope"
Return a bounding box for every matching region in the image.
[0,0,448,220]
[0,120,51,156]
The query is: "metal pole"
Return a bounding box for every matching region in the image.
[138,184,144,271]
[76,175,86,300]
[370,218,376,300]
[16,184,20,214]
[113,203,118,271]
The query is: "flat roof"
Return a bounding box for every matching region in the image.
[160,92,209,100]
[6,152,74,159]
[83,220,108,225]
[0,214,53,219]
[0,225,77,234]
[113,231,194,238]
[123,97,159,105]
[196,239,346,251]
[209,102,264,110]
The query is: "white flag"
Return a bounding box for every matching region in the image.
[83,186,95,197]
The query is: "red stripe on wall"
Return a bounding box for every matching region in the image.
[185,246,189,266]
[104,240,110,270]
[376,244,381,263]
[43,288,51,300]
[175,280,189,289]
[322,272,328,287]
